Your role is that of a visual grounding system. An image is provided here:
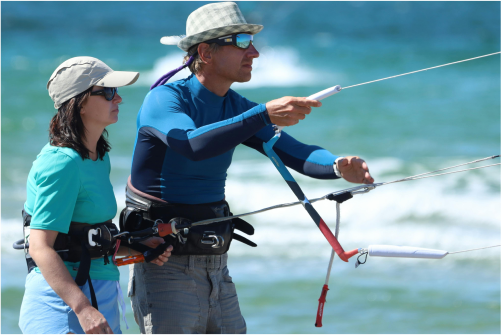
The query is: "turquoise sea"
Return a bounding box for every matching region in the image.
[2,1,500,334]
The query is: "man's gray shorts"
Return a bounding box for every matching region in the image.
[128,253,246,334]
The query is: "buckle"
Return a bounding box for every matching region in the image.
[201,231,224,248]
[88,228,101,247]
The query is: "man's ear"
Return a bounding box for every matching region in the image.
[198,43,213,65]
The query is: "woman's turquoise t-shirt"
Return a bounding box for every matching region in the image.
[24,143,119,281]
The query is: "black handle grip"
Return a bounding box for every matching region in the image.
[144,243,170,263]
[128,227,156,237]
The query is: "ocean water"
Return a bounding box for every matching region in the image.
[1,1,500,334]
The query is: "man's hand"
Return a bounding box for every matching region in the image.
[140,237,173,266]
[265,97,322,127]
[337,156,374,184]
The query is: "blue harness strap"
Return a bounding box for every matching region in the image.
[262,127,358,262]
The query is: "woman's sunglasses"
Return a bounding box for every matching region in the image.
[204,33,254,49]
[90,87,117,101]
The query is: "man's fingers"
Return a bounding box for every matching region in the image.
[266,96,322,127]
[338,156,374,184]
[151,237,165,246]
[290,97,322,108]
[282,104,311,116]
[152,247,172,266]
[293,109,309,118]
[357,158,374,183]
[365,171,374,183]
[140,236,166,248]
[276,115,301,126]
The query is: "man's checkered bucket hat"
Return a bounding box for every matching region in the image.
[160,2,263,52]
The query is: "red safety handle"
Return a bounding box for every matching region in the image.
[318,218,359,262]
[115,238,173,266]
[115,255,145,266]
[315,284,329,327]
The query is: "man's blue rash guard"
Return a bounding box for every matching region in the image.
[131,74,340,204]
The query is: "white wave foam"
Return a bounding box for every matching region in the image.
[137,52,191,87]
[2,218,28,261]
[137,46,339,89]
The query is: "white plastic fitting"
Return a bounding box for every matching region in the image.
[368,245,448,259]
[277,85,342,131]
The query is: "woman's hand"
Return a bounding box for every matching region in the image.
[140,237,173,266]
[29,229,114,334]
[75,305,114,334]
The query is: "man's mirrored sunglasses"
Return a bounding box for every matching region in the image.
[90,87,117,101]
[204,33,253,49]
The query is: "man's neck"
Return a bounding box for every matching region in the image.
[196,72,233,97]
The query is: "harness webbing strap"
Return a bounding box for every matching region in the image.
[74,240,98,310]
[87,275,98,310]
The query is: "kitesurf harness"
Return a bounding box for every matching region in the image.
[120,180,257,256]
[13,208,170,308]
[13,209,120,309]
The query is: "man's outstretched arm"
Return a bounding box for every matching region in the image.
[138,88,322,161]
[243,127,374,183]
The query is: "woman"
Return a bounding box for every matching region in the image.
[18,56,173,334]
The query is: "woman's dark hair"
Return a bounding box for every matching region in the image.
[49,86,111,160]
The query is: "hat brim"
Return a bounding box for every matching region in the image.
[176,24,263,52]
[95,71,140,88]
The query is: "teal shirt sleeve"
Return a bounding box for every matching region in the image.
[29,152,80,234]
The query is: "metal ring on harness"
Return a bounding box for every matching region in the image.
[13,239,28,250]
[201,232,225,248]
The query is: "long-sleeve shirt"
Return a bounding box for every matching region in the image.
[131,74,340,204]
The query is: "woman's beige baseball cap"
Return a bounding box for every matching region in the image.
[47,56,140,109]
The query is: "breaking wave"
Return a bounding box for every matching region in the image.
[137,46,342,89]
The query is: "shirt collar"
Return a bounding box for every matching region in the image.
[188,74,226,106]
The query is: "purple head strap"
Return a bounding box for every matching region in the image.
[150,54,197,90]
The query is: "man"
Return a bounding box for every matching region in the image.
[126,2,373,334]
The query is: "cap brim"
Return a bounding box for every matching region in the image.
[95,71,140,88]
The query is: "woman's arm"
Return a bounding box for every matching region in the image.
[29,228,113,334]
